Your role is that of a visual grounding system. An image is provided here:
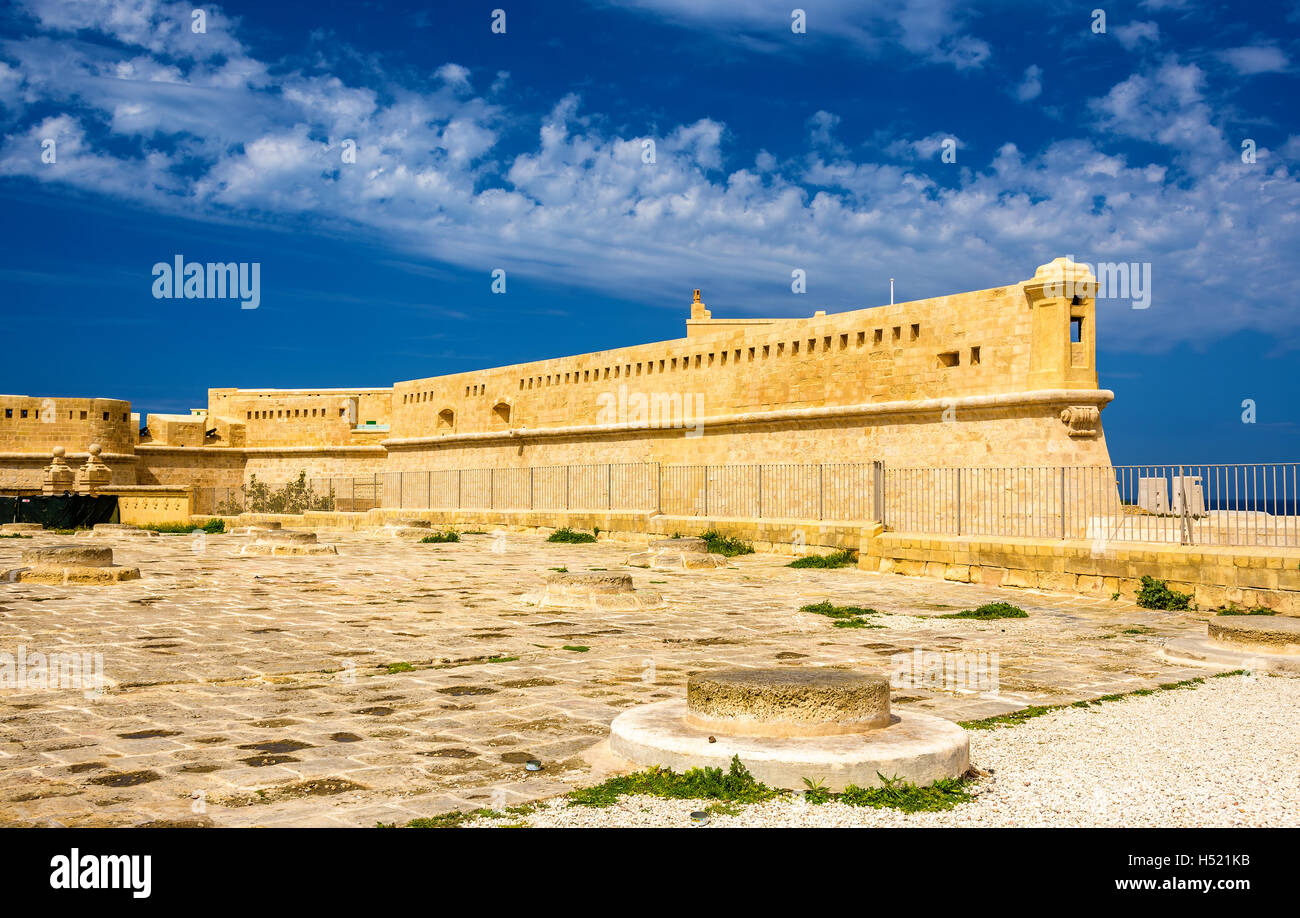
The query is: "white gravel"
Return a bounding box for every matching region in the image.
[468,673,1300,828]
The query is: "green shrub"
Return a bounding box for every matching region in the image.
[700,528,754,557]
[788,549,857,569]
[939,602,1028,620]
[547,527,597,543]
[799,600,883,628]
[1135,576,1192,611]
[217,471,335,515]
[421,531,460,543]
[567,756,779,808]
[142,518,225,534]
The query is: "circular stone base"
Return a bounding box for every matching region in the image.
[1207,616,1300,654]
[23,545,114,567]
[527,572,663,610]
[374,526,433,540]
[1161,637,1300,674]
[686,668,891,737]
[0,523,43,533]
[626,540,730,571]
[239,542,338,556]
[609,700,969,792]
[17,565,142,584]
[77,527,160,539]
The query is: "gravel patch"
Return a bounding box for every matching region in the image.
[466,673,1300,828]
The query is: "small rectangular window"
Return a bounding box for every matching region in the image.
[874,329,884,345]
[1070,317,1083,343]
[970,346,981,365]
[938,351,960,368]
[910,324,920,340]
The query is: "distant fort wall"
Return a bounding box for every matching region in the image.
[0,258,1113,492]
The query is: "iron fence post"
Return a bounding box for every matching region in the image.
[1059,466,1066,540]
[956,467,962,536]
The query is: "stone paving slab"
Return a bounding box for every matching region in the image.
[0,528,1215,826]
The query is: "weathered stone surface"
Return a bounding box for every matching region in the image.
[22,545,114,567]
[528,570,662,610]
[547,571,633,594]
[0,529,1228,826]
[16,543,141,584]
[685,668,891,737]
[610,700,968,791]
[0,523,43,533]
[627,537,729,571]
[1209,615,1300,654]
[254,529,319,544]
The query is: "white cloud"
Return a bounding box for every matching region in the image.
[594,0,993,70]
[1114,21,1160,51]
[1015,65,1042,102]
[435,63,472,88]
[1217,45,1290,75]
[1,0,1299,352]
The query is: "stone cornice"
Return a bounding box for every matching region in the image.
[381,388,1115,450]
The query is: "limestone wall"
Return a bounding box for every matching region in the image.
[859,529,1300,615]
[0,395,134,455]
[208,387,393,448]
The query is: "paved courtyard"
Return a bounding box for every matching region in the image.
[0,527,1252,826]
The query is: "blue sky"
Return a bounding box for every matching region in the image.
[0,0,1297,463]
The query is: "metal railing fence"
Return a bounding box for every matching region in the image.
[194,461,1300,548]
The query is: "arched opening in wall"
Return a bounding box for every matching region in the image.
[437,408,455,430]
[493,402,511,425]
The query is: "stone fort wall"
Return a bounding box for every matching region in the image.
[0,258,1114,491]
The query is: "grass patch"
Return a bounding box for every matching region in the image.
[562,645,589,653]
[567,756,781,808]
[787,549,857,569]
[700,529,754,557]
[939,602,1027,620]
[547,527,597,544]
[959,674,1231,730]
[1213,605,1277,616]
[799,600,883,628]
[420,530,460,543]
[1135,576,1192,611]
[566,755,972,814]
[141,518,226,534]
[548,566,568,572]
[486,655,519,664]
[384,662,415,674]
[0,533,32,539]
[804,774,972,812]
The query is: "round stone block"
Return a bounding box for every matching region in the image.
[528,571,662,611]
[15,543,141,584]
[685,668,891,737]
[22,545,114,567]
[253,530,319,544]
[651,537,708,553]
[1208,616,1300,654]
[610,700,969,792]
[627,537,729,571]
[0,523,43,533]
[546,571,634,594]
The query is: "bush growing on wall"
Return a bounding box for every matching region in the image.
[217,472,335,515]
